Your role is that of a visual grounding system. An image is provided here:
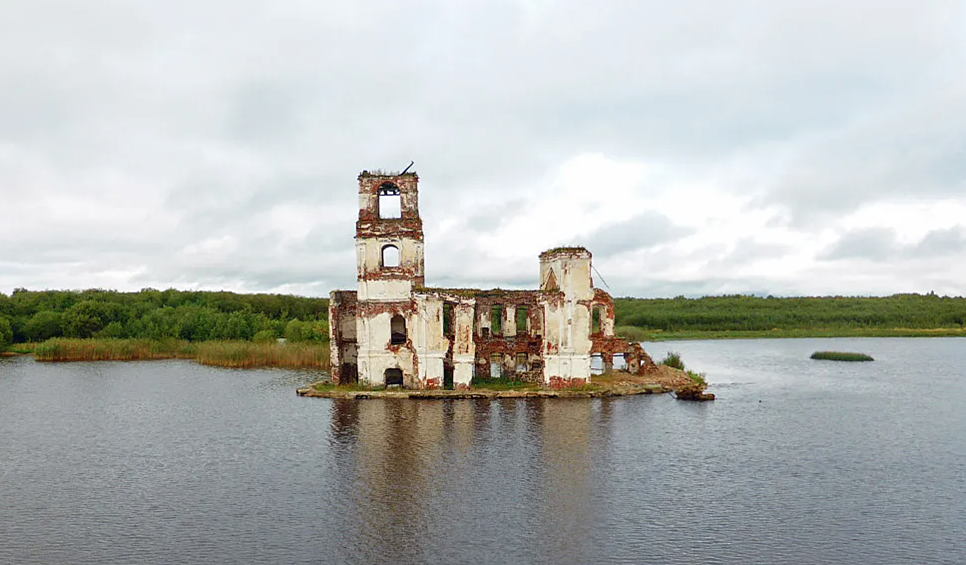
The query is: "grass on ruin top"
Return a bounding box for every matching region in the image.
[810,351,874,362]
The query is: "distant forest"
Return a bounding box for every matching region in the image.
[613,293,966,332]
[2,289,965,349]
[0,289,329,347]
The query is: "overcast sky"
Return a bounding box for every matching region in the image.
[2,0,965,298]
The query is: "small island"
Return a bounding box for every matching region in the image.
[297,349,715,401]
[296,362,711,400]
[810,351,874,362]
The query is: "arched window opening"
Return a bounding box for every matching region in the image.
[515,353,528,373]
[378,183,401,219]
[591,305,602,334]
[390,315,406,345]
[382,245,399,268]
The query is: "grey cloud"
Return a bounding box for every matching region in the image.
[821,226,966,262]
[463,199,529,232]
[763,83,966,224]
[583,212,694,257]
[820,228,899,261]
[3,1,966,295]
[699,238,793,271]
[908,227,966,258]
[726,239,791,264]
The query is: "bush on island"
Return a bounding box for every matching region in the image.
[661,351,686,370]
[810,351,874,362]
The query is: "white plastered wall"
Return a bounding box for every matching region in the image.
[539,254,595,383]
[451,301,476,388]
[356,311,416,387]
[356,239,424,301]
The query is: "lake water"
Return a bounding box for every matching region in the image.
[1,338,964,564]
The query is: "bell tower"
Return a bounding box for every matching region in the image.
[355,171,425,300]
[353,170,424,387]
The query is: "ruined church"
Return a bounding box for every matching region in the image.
[329,170,650,389]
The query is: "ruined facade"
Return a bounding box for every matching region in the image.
[329,170,650,389]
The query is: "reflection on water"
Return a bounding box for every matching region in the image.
[325,398,604,564]
[2,339,966,565]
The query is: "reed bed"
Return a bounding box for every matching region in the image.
[32,338,329,369]
[33,338,194,362]
[195,341,329,369]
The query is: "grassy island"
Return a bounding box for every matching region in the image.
[810,351,874,362]
[296,355,709,400]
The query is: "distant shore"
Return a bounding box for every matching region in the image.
[618,327,966,342]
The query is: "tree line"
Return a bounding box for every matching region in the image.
[4,289,965,351]
[613,293,966,332]
[0,288,330,347]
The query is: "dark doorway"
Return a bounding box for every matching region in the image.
[341,363,358,384]
[443,367,454,390]
[385,368,403,387]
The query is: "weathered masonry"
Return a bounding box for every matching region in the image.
[329,170,652,389]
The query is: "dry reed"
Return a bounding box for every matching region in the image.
[32,338,329,369]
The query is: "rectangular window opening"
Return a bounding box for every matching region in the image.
[490,305,503,336]
[378,188,401,219]
[592,306,602,334]
[443,303,454,335]
[516,306,528,335]
[490,353,503,378]
[613,353,627,371]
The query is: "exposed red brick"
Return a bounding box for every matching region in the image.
[548,376,587,389]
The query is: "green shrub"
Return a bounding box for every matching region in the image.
[253,329,276,343]
[686,370,706,385]
[0,316,12,349]
[661,351,685,370]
